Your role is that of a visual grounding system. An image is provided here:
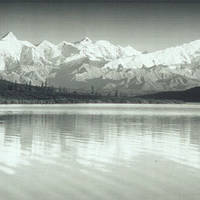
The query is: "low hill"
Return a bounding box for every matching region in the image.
[138,87,200,102]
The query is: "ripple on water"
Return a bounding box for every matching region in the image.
[0,104,200,200]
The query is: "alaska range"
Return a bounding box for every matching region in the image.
[1,32,200,95]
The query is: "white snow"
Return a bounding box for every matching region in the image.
[1,32,200,93]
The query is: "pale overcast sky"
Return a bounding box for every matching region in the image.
[0,1,200,52]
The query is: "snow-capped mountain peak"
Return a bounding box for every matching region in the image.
[1,32,18,41]
[1,32,200,95]
[75,36,92,44]
[37,40,55,48]
[58,41,75,47]
[36,40,60,60]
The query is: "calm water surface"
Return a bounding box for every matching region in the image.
[0,104,200,200]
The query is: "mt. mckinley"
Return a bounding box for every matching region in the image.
[1,32,200,95]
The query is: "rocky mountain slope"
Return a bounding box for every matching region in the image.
[1,32,200,95]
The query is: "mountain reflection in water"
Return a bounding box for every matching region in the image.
[0,104,199,200]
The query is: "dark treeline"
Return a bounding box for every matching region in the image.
[0,79,182,104]
[138,86,200,103]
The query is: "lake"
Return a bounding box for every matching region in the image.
[0,104,200,200]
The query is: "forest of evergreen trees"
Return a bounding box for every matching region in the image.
[0,79,182,104]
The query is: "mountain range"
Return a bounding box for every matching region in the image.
[1,32,200,95]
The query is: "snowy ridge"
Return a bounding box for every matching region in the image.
[1,32,200,94]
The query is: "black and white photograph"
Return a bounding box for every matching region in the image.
[0,0,200,199]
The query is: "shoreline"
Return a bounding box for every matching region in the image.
[0,99,184,104]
